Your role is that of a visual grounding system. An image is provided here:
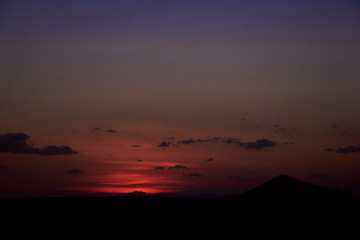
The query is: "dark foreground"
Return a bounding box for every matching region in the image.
[2,195,359,236]
[1,175,359,235]
[2,176,359,217]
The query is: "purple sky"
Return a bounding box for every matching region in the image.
[1,0,360,196]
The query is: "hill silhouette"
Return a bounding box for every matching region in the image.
[1,175,358,219]
[225,175,358,204]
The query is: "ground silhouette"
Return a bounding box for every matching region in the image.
[1,175,358,221]
[225,175,357,203]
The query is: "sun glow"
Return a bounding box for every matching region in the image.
[86,172,184,194]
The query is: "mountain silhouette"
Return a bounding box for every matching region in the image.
[1,175,359,224]
[225,175,358,204]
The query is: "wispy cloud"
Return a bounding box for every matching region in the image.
[335,146,360,153]
[157,141,171,148]
[130,145,142,148]
[325,145,360,153]
[154,166,165,170]
[242,139,276,150]
[93,128,117,133]
[157,136,277,150]
[168,165,189,170]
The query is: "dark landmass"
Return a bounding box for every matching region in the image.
[1,175,359,224]
[225,175,358,203]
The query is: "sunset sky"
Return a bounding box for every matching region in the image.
[1,0,360,196]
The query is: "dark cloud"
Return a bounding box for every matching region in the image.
[0,133,78,155]
[158,141,169,147]
[0,164,9,169]
[325,145,360,153]
[222,138,242,145]
[195,137,221,143]
[67,168,83,175]
[309,173,332,179]
[157,141,171,147]
[39,146,78,155]
[180,139,196,144]
[106,129,116,133]
[206,157,214,162]
[157,137,221,148]
[335,146,360,153]
[137,159,143,162]
[154,166,165,170]
[176,137,222,145]
[218,137,277,150]
[158,136,278,151]
[174,137,277,150]
[168,165,189,170]
[243,139,276,150]
[183,173,202,177]
[0,133,34,154]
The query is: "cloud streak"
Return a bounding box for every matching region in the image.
[325,145,360,153]
[157,141,171,148]
[242,139,276,150]
[335,146,360,153]
[168,165,189,170]
[93,128,117,133]
[154,166,165,170]
[158,137,277,150]
[130,145,142,148]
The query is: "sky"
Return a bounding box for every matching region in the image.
[1,0,360,197]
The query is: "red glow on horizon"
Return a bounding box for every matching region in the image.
[81,172,187,194]
[90,186,178,194]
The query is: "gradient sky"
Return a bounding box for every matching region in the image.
[1,0,360,196]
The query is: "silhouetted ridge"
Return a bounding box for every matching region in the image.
[258,175,311,191]
[227,175,357,203]
[265,174,299,184]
